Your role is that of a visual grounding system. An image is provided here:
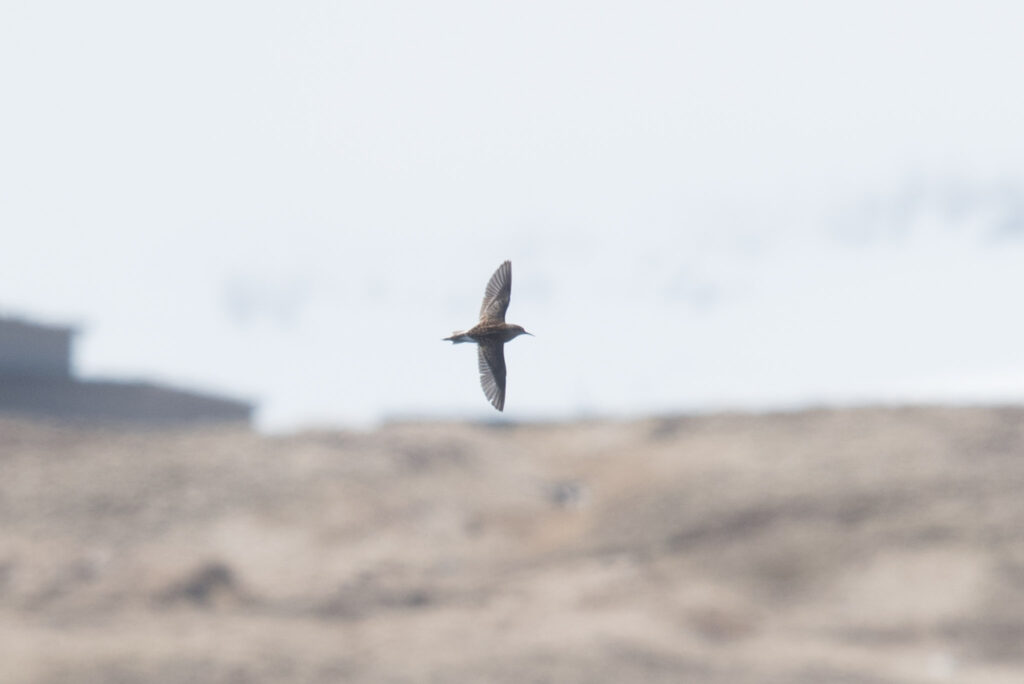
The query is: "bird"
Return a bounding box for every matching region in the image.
[444,260,532,411]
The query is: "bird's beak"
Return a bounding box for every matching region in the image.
[525,331,534,336]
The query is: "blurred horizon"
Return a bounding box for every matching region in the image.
[4,2,1024,431]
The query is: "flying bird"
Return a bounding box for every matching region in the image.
[444,260,532,411]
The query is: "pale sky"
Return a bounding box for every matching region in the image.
[3,2,1024,430]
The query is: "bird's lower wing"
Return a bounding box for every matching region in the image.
[477,342,507,411]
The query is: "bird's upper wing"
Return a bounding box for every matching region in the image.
[477,342,507,411]
[479,260,512,323]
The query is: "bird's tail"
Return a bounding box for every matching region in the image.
[443,332,473,344]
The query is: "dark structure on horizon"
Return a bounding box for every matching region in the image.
[0,317,252,426]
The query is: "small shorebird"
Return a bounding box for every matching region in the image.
[444,260,532,411]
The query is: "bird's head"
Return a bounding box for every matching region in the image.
[507,325,533,341]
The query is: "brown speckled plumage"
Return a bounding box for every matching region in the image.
[444,261,532,411]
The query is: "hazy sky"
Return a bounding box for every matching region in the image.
[3,2,1024,429]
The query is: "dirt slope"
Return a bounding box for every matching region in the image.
[1,406,1023,682]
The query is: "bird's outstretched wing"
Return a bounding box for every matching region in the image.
[477,341,507,411]
[479,260,512,323]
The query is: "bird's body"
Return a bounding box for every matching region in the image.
[445,321,528,345]
[444,261,531,411]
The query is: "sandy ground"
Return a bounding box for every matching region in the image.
[2,406,1024,683]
